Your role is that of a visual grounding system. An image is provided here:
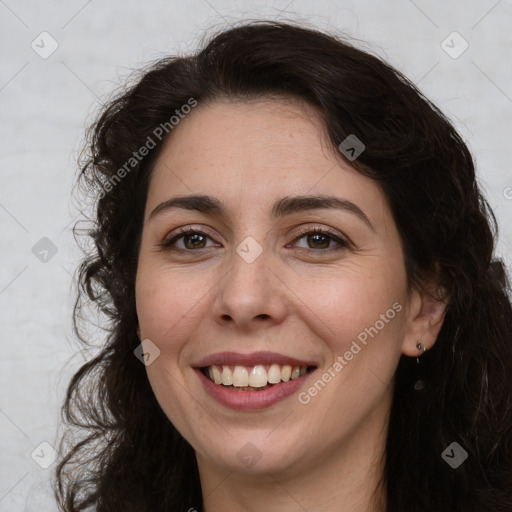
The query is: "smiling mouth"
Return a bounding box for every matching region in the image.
[200,364,317,391]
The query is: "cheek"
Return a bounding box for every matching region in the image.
[135,263,215,342]
[294,270,407,435]
[134,265,214,437]
[299,261,407,356]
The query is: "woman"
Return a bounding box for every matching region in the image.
[55,20,512,512]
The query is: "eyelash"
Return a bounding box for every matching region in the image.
[159,225,350,255]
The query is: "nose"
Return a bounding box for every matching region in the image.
[212,244,288,331]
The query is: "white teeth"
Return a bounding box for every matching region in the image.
[206,363,311,387]
[221,366,233,386]
[249,365,267,388]
[281,365,292,382]
[232,366,249,387]
[268,364,282,384]
[212,366,222,385]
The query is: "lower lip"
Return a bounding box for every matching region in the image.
[194,368,315,411]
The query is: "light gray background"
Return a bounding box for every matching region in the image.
[1,0,511,509]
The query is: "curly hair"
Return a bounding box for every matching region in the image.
[54,20,512,512]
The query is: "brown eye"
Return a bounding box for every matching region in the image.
[291,228,350,253]
[181,232,208,250]
[304,232,331,249]
[160,228,217,251]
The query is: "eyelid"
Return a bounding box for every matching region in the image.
[160,225,216,247]
[287,226,355,254]
[159,224,353,252]
[292,225,352,247]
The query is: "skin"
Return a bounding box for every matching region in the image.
[135,96,447,512]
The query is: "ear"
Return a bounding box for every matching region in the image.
[401,278,448,357]
[136,324,141,341]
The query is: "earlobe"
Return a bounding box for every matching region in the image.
[136,325,141,340]
[401,283,448,357]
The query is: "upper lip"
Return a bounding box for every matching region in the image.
[193,351,317,368]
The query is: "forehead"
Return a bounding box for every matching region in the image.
[146,97,389,224]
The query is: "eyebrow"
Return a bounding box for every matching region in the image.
[148,194,375,231]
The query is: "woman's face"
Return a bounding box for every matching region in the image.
[135,97,436,478]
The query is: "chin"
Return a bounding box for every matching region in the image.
[195,428,312,476]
